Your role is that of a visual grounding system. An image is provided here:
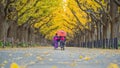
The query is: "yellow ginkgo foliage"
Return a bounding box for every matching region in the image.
[33,0,103,40]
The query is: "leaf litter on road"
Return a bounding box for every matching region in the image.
[36,56,43,61]
[0,47,120,68]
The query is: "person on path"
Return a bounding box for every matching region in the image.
[53,33,59,49]
[60,36,66,50]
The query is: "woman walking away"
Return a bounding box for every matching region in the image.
[53,33,59,50]
[60,36,66,50]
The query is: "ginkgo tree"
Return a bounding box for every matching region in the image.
[33,0,104,41]
[60,0,102,44]
[0,0,63,46]
[18,0,63,43]
[60,0,108,46]
[0,0,120,47]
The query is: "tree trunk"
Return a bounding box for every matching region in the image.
[28,27,34,43]
[0,3,6,40]
[7,21,18,40]
[110,0,118,38]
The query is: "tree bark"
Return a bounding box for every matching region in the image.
[0,2,6,40]
[110,0,118,38]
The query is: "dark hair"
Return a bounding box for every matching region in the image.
[56,33,57,35]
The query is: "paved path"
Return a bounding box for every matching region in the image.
[0,47,120,68]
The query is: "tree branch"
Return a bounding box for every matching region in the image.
[18,0,40,18]
[17,0,30,12]
[114,0,120,6]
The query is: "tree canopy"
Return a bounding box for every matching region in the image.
[0,0,120,42]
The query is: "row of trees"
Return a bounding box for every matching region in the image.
[0,0,61,47]
[0,0,120,48]
[66,0,120,49]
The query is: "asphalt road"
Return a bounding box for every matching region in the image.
[0,47,120,68]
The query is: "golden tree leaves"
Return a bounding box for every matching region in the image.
[10,0,105,40]
[40,0,103,40]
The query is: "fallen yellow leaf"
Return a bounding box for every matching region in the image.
[44,52,49,55]
[84,56,91,61]
[79,56,83,59]
[24,53,32,57]
[0,63,5,67]
[70,61,77,67]
[107,63,119,68]
[36,56,43,61]
[52,66,57,68]
[4,60,8,64]
[10,62,19,68]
